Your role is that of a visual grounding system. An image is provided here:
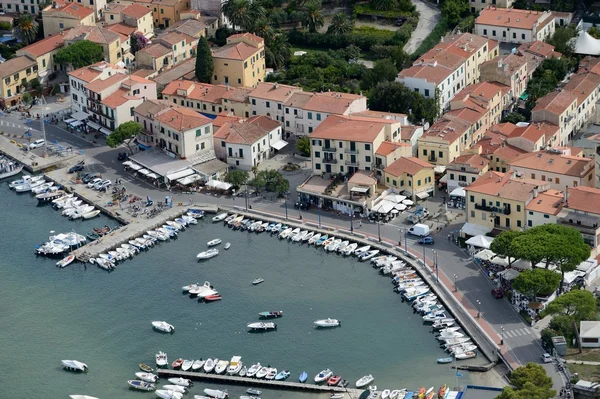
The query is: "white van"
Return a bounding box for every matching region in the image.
[408,223,430,237]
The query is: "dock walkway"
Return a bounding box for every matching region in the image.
[156,369,362,394]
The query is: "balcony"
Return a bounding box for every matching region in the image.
[323,158,337,164]
[323,147,336,152]
[474,203,511,215]
[345,160,360,167]
[428,155,437,163]
[344,148,359,154]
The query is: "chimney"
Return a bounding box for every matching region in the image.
[565,185,569,207]
[508,17,510,22]
[533,186,538,198]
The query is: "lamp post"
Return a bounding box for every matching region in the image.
[422,242,426,266]
[244,183,249,211]
[433,250,438,282]
[350,208,354,234]
[476,300,482,318]
[377,221,381,242]
[500,326,505,345]
[285,195,288,220]
[453,274,458,292]
[398,228,402,246]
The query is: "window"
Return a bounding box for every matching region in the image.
[308,112,313,120]
[423,149,428,156]
[316,113,321,121]
[315,163,321,170]
[481,212,486,220]
[438,151,443,158]
[470,195,474,203]
[531,173,535,179]
[314,151,320,158]
[195,129,201,137]
[528,220,532,227]
[365,156,371,162]
[228,147,232,156]
[502,31,506,38]
[365,144,371,151]
[492,30,496,37]
[161,8,164,13]
[517,220,522,227]
[450,173,454,180]
[417,179,421,186]
[59,22,64,29]
[521,33,525,40]
[266,101,270,108]
[513,32,516,39]
[308,127,313,133]
[505,218,510,228]
[544,214,550,219]
[483,29,487,35]
[110,14,114,20]
[251,99,256,105]
[424,89,430,96]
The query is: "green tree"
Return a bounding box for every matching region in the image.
[543,290,597,321]
[296,136,311,156]
[22,93,32,104]
[0,21,12,31]
[441,0,469,27]
[265,33,291,70]
[106,121,142,154]
[195,36,213,83]
[490,230,522,267]
[252,18,275,42]
[224,170,249,189]
[501,112,527,124]
[28,78,42,97]
[14,14,38,45]
[589,26,600,39]
[301,1,325,33]
[498,363,556,399]
[55,40,104,69]
[391,46,411,70]
[368,81,437,124]
[512,269,561,299]
[547,26,577,58]
[363,58,398,90]
[248,174,266,194]
[370,0,396,11]
[327,13,353,35]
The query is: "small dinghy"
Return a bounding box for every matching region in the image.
[191,359,204,370]
[299,371,308,383]
[314,318,341,328]
[181,359,193,371]
[139,363,153,373]
[135,372,158,382]
[275,370,290,380]
[247,388,262,395]
[437,357,453,364]
[259,311,283,318]
[252,278,265,285]
[167,377,192,387]
[155,390,183,399]
[224,242,231,249]
[381,389,391,399]
[356,374,375,388]
[162,385,187,394]
[207,238,222,246]
[56,255,75,268]
[62,360,88,372]
[152,321,175,333]
[314,369,333,383]
[203,358,216,373]
[212,213,228,222]
[127,380,155,391]
[238,365,248,377]
[204,388,228,399]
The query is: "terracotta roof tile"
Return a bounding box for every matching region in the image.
[249,82,301,102]
[101,88,135,108]
[134,99,173,118]
[563,72,600,105]
[212,41,260,60]
[16,34,64,57]
[476,8,552,30]
[309,115,386,142]
[566,186,600,214]
[214,115,278,144]
[84,73,128,92]
[68,61,126,82]
[421,116,471,144]
[156,106,212,131]
[449,153,489,171]
[375,141,410,156]
[466,170,547,201]
[532,90,577,114]
[228,32,264,43]
[44,2,94,18]
[301,91,365,114]
[384,157,434,177]
[525,190,564,214]
[162,80,250,105]
[63,26,122,45]
[107,23,136,37]
[140,43,171,58]
[0,56,36,78]
[510,151,593,177]
[518,40,559,58]
[122,4,152,19]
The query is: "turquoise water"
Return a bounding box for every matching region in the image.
[0,179,476,398]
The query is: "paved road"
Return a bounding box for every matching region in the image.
[405,0,441,54]
[0,112,567,392]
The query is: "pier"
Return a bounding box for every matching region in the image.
[156,369,362,395]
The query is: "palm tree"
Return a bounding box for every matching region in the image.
[265,34,291,70]
[301,1,325,33]
[222,0,265,32]
[327,13,353,35]
[252,18,275,42]
[14,14,38,45]
[370,0,396,11]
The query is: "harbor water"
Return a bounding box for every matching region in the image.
[0,180,481,398]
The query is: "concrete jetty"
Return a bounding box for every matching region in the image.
[156,369,362,395]
[0,138,79,173]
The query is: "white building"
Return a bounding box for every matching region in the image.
[68,61,127,114]
[525,189,563,228]
[283,91,367,136]
[475,8,555,44]
[563,72,600,133]
[213,115,284,169]
[249,82,302,123]
[153,106,215,159]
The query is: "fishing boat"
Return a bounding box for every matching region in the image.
[212,213,228,222]
[203,358,216,373]
[191,359,205,371]
[139,363,153,373]
[167,377,192,387]
[299,371,308,383]
[455,351,477,360]
[37,189,65,203]
[259,311,283,318]
[271,223,282,234]
[224,242,231,249]
[215,359,229,374]
[181,359,193,371]
[246,363,261,377]
[356,374,374,388]
[156,390,183,399]
[437,357,453,364]
[61,360,88,372]
[56,255,75,268]
[151,321,175,333]
[203,388,228,399]
[252,278,265,285]
[207,238,222,246]
[275,370,290,380]
[314,369,333,383]
[196,248,219,260]
[247,322,277,331]
[321,237,335,248]
[227,356,243,375]
[314,318,341,328]
[287,228,301,239]
[127,380,155,391]
[0,161,22,180]
[135,372,158,382]
[278,228,293,239]
[9,174,43,188]
[155,351,168,367]
[265,367,278,380]
[336,240,349,252]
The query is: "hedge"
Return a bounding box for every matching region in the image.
[353,4,416,19]
[411,17,450,59]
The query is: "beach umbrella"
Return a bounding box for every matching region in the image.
[402,199,414,206]
[391,209,399,214]
[385,194,407,203]
[394,203,407,211]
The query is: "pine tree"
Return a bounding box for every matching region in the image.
[195,36,214,83]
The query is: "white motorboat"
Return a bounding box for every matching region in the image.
[128,380,156,391]
[278,228,293,239]
[292,230,308,242]
[203,358,216,373]
[438,326,461,334]
[325,239,342,252]
[448,344,478,354]
[182,215,197,224]
[247,322,277,330]
[203,388,228,399]
[155,351,168,367]
[197,248,219,260]
[356,374,374,388]
[314,318,341,328]
[167,377,192,387]
[166,220,184,230]
[227,356,242,374]
[354,245,371,256]
[252,278,265,285]
[302,231,315,242]
[336,240,349,252]
[443,337,471,347]
[31,181,54,194]
[212,212,228,222]
[265,367,277,380]
[256,366,269,379]
[162,385,187,394]
[56,255,75,268]
[381,389,391,399]
[436,332,465,341]
[314,369,333,383]
[359,250,380,261]
[287,227,301,239]
[342,242,358,255]
[62,360,88,372]
[308,233,321,244]
[155,390,183,399]
[135,372,158,382]
[181,359,193,371]
[207,238,222,246]
[214,359,229,374]
[189,281,217,298]
[224,242,231,249]
[246,362,261,377]
[455,351,477,360]
[9,174,43,188]
[82,210,101,219]
[239,365,247,377]
[152,321,175,333]
[191,359,205,370]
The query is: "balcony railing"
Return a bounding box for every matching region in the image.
[474,203,511,215]
[428,155,437,162]
[323,147,336,152]
[323,158,337,164]
[345,160,360,167]
[344,148,359,154]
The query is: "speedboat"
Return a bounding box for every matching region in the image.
[56,255,75,268]
[152,321,174,333]
[207,238,222,246]
[314,369,333,383]
[191,359,205,370]
[259,311,283,318]
[203,358,216,373]
[356,374,374,388]
[61,360,88,372]
[314,318,341,328]
[128,380,155,391]
[275,369,290,380]
[252,278,265,285]
[343,242,358,255]
[354,245,371,256]
[214,359,229,374]
[455,351,477,360]
[163,385,187,394]
[299,371,308,383]
[308,233,321,244]
[9,174,43,188]
[247,388,262,396]
[443,337,471,347]
[155,390,183,399]
[197,248,219,260]
[239,365,247,377]
[188,209,205,218]
[292,230,308,242]
[265,367,278,380]
[359,250,380,261]
[203,388,228,399]
[246,362,261,377]
[256,366,269,379]
[247,322,277,331]
[181,359,193,371]
[135,372,158,382]
[212,212,228,222]
[315,235,329,246]
[279,228,293,239]
[188,281,216,297]
[167,377,192,387]
[302,231,314,242]
[155,351,168,365]
[227,356,242,374]
[327,375,341,386]
[82,210,101,219]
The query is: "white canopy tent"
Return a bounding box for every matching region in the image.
[490,256,515,267]
[474,249,495,261]
[385,193,407,203]
[138,168,151,175]
[512,259,532,270]
[394,203,407,211]
[498,269,520,281]
[461,222,492,237]
[166,168,196,181]
[402,199,414,206]
[574,31,600,56]
[465,234,494,249]
[178,174,202,185]
[147,172,159,179]
[450,187,466,197]
[270,139,288,150]
[216,181,232,190]
[127,163,142,171]
[122,161,134,167]
[372,200,396,214]
[71,111,89,121]
[86,121,102,131]
[205,180,220,188]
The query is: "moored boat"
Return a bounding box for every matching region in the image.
[203,388,228,399]
[207,238,222,246]
[56,254,75,268]
[247,322,277,331]
[299,371,308,383]
[151,321,174,333]
[212,212,228,222]
[127,380,155,391]
[259,311,283,318]
[314,369,333,383]
[139,363,153,373]
[181,359,193,371]
[155,351,168,367]
[61,360,88,372]
[252,278,265,285]
[356,374,374,388]
[214,359,229,374]
[167,377,192,387]
[196,248,219,260]
[314,318,341,328]
[135,372,158,382]
[155,390,183,399]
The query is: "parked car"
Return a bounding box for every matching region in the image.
[542,353,553,363]
[68,161,85,174]
[117,152,128,161]
[82,172,101,183]
[29,139,45,149]
[94,179,111,191]
[491,288,504,299]
[87,178,103,188]
[418,237,434,245]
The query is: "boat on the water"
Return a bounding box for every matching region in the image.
[252,278,265,285]
[246,363,261,377]
[227,356,242,375]
[314,369,333,383]
[314,318,341,328]
[155,351,168,367]
[224,242,231,249]
[275,370,290,380]
[191,359,205,371]
[247,322,277,331]
[356,374,375,388]
[56,255,75,268]
[139,363,153,373]
[259,311,283,318]
[162,385,187,394]
[203,358,216,373]
[181,359,193,371]
[135,372,158,382]
[171,358,184,369]
[247,388,262,396]
[167,377,192,387]
[299,371,308,383]
[151,321,174,333]
[239,365,247,377]
[214,359,229,374]
[197,248,219,260]
[155,389,183,399]
[265,367,278,380]
[62,360,88,372]
[327,375,341,386]
[212,213,228,222]
[207,238,222,246]
[437,357,453,364]
[203,388,228,399]
[127,380,155,391]
[455,351,477,360]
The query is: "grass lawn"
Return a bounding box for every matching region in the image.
[565,348,600,362]
[566,363,600,382]
[290,46,329,56]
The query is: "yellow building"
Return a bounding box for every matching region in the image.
[417,117,473,166]
[162,80,253,118]
[464,170,550,233]
[0,56,38,107]
[15,34,65,84]
[383,157,435,201]
[105,4,154,39]
[211,33,266,88]
[151,0,189,28]
[42,0,96,38]
[445,153,490,192]
[62,26,129,66]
